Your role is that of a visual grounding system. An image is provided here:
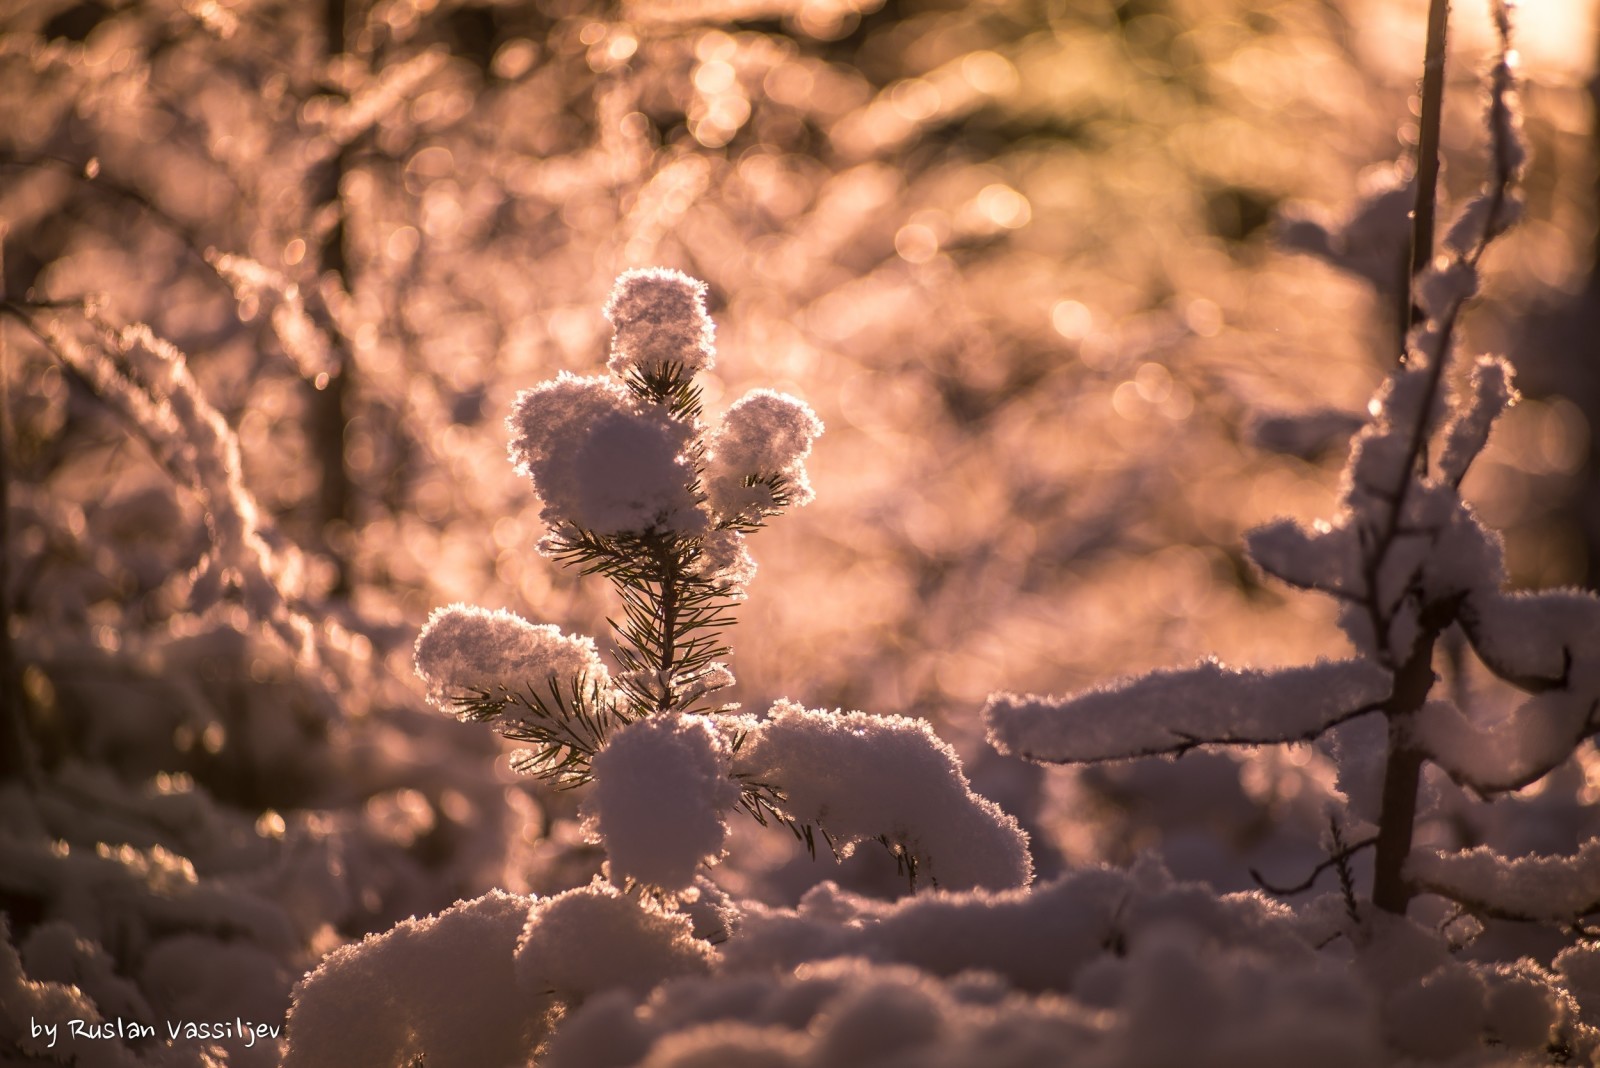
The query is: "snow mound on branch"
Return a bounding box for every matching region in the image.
[984,658,1391,764]
[506,372,702,534]
[1461,587,1600,689]
[1407,839,1600,924]
[604,267,717,377]
[1555,944,1600,1027]
[704,389,824,516]
[515,881,716,998]
[732,701,1032,891]
[586,715,740,891]
[1438,357,1515,486]
[726,861,1314,992]
[284,889,540,1068]
[413,604,608,708]
[1413,695,1596,794]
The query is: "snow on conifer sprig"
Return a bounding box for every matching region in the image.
[413,269,1032,895]
[987,0,1600,932]
[415,268,819,790]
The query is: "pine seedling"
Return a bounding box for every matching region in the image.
[415,270,1033,897]
[414,268,821,789]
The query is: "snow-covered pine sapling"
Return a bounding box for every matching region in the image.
[988,2,1600,930]
[415,269,810,782]
[415,269,1032,894]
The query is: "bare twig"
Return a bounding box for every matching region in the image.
[1250,828,1377,897]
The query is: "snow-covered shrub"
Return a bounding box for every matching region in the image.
[987,1,1600,1058]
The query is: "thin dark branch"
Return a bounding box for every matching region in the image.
[1251,834,1377,896]
[1015,701,1386,765]
[1405,0,1451,343]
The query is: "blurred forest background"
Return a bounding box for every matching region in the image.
[4,0,1600,1015]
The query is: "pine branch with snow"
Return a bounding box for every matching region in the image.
[412,268,1027,900]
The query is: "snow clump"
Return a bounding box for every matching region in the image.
[732,701,1033,892]
[604,267,717,378]
[414,604,609,708]
[585,714,741,891]
[704,388,824,517]
[506,372,701,534]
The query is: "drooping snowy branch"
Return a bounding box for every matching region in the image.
[732,701,1033,892]
[206,250,337,382]
[1458,589,1600,693]
[33,311,321,665]
[1413,694,1598,796]
[985,658,1391,764]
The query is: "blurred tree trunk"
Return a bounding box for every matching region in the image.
[1579,23,1600,592]
[0,233,37,788]
[312,0,355,598]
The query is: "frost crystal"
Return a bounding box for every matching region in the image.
[507,372,701,533]
[585,715,740,891]
[604,267,717,378]
[414,604,608,708]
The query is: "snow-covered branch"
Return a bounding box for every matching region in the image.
[1409,841,1600,927]
[984,658,1391,764]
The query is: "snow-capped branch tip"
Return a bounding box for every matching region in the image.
[1439,356,1516,487]
[705,389,825,518]
[604,267,717,379]
[585,714,740,892]
[414,603,610,711]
